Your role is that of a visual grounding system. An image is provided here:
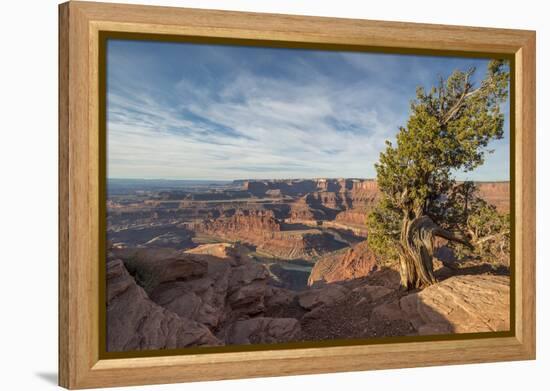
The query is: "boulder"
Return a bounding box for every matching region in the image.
[226,260,270,317]
[371,275,510,335]
[106,259,221,352]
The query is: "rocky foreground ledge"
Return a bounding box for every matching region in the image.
[106,243,509,352]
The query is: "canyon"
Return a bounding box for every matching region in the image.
[106,178,510,351]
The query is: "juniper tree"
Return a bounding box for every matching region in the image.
[440,184,510,264]
[367,60,509,290]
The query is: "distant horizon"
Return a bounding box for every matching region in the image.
[107,176,511,183]
[107,40,510,182]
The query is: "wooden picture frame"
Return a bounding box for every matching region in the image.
[59,1,536,389]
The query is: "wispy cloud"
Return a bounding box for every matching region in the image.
[107,40,509,181]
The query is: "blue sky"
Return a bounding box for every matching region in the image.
[107,39,510,181]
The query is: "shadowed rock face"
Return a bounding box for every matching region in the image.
[285,180,379,225]
[106,259,221,351]
[308,241,378,286]
[298,284,349,310]
[106,244,302,352]
[288,195,329,221]
[223,317,301,345]
[371,275,510,335]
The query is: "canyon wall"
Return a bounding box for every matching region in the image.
[195,209,347,260]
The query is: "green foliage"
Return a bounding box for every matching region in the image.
[367,198,402,260]
[440,185,510,263]
[367,60,509,261]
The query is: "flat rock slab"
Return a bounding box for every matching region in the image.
[372,275,510,335]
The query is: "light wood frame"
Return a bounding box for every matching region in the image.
[59,1,536,389]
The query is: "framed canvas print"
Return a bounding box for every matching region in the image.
[58,1,536,389]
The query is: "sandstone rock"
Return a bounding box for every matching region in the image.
[228,281,267,315]
[106,258,134,303]
[335,209,369,226]
[197,209,281,237]
[226,261,270,316]
[106,259,221,352]
[229,262,268,286]
[298,284,349,310]
[265,286,296,307]
[258,231,347,260]
[107,226,195,249]
[308,241,377,286]
[288,195,328,221]
[225,317,301,345]
[238,179,506,217]
[194,208,347,261]
[371,275,510,335]
[115,244,274,329]
[113,248,208,291]
[370,301,405,323]
[185,242,245,263]
[476,182,510,212]
[352,284,393,302]
[148,267,230,328]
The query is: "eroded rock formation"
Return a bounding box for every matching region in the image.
[107,244,301,351]
[195,209,347,260]
[475,181,510,212]
[106,258,221,351]
[308,241,378,286]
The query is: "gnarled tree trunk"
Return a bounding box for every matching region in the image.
[397,213,472,290]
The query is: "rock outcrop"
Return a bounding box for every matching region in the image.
[371,275,510,335]
[107,243,301,351]
[106,259,221,351]
[308,241,378,286]
[198,209,281,234]
[107,245,510,350]
[195,210,347,260]
[288,196,328,221]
